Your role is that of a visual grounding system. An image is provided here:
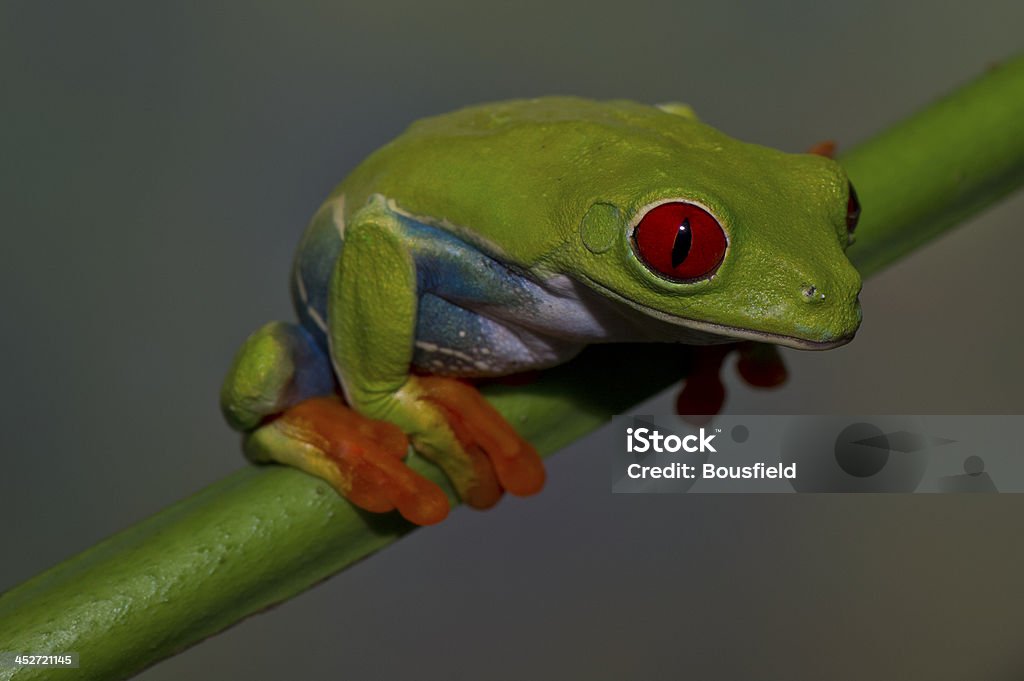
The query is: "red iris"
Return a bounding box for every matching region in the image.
[633,202,727,281]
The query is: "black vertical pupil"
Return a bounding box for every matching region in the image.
[671,218,692,268]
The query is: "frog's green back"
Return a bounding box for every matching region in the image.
[314,96,861,353]
[334,97,744,265]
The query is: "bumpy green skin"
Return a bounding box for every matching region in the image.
[336,97,862,347]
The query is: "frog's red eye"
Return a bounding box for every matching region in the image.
[846,182,861,233]
[632,202,727,281]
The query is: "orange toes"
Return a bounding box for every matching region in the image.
[278,397,450,526]
[676,345,731,424]
[271,379,546,524]
[807,140,837,158]
[437,422,503,510]
[736,342,788,388]
[417,376,546,499]
[341,446,451,525]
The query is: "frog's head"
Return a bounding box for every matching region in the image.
[561,112,862,349]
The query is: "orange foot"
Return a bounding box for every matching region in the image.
[676,342,788,424]
[414,375,546,505]
[807,140,837,158]
[271,396,451,525]
[676,345,731,424]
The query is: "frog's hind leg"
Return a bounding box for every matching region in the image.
[221,322,449,525]
[221,321,335,432]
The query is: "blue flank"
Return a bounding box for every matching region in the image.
[290,202,595,378]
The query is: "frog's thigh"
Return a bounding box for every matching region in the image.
[327,203,543,507]
[327,201,418,415]
[220,321,334,432]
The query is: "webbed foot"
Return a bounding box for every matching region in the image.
[398,375,546,510]
[676,342,788,424]
[247,396,452,525]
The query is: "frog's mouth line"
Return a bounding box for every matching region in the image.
[675,317,856,350]
[579,275,857,351]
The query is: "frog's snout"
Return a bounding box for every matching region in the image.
[796,264,863,344]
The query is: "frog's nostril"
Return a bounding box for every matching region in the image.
[802,284,826,302]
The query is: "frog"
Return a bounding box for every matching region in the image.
[220,97,863,525]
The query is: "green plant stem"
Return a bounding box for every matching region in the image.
[841,59,1024,274]
[2,55,1023,681]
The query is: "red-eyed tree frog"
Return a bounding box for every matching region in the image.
[221,97,863,525]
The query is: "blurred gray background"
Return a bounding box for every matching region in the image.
[2,1,1024,679]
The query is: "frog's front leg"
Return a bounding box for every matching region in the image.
[221,320,450,525]
[330,199,545,512]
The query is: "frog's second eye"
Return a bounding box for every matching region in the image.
[846,182,861,233]
[632,202,727,281]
